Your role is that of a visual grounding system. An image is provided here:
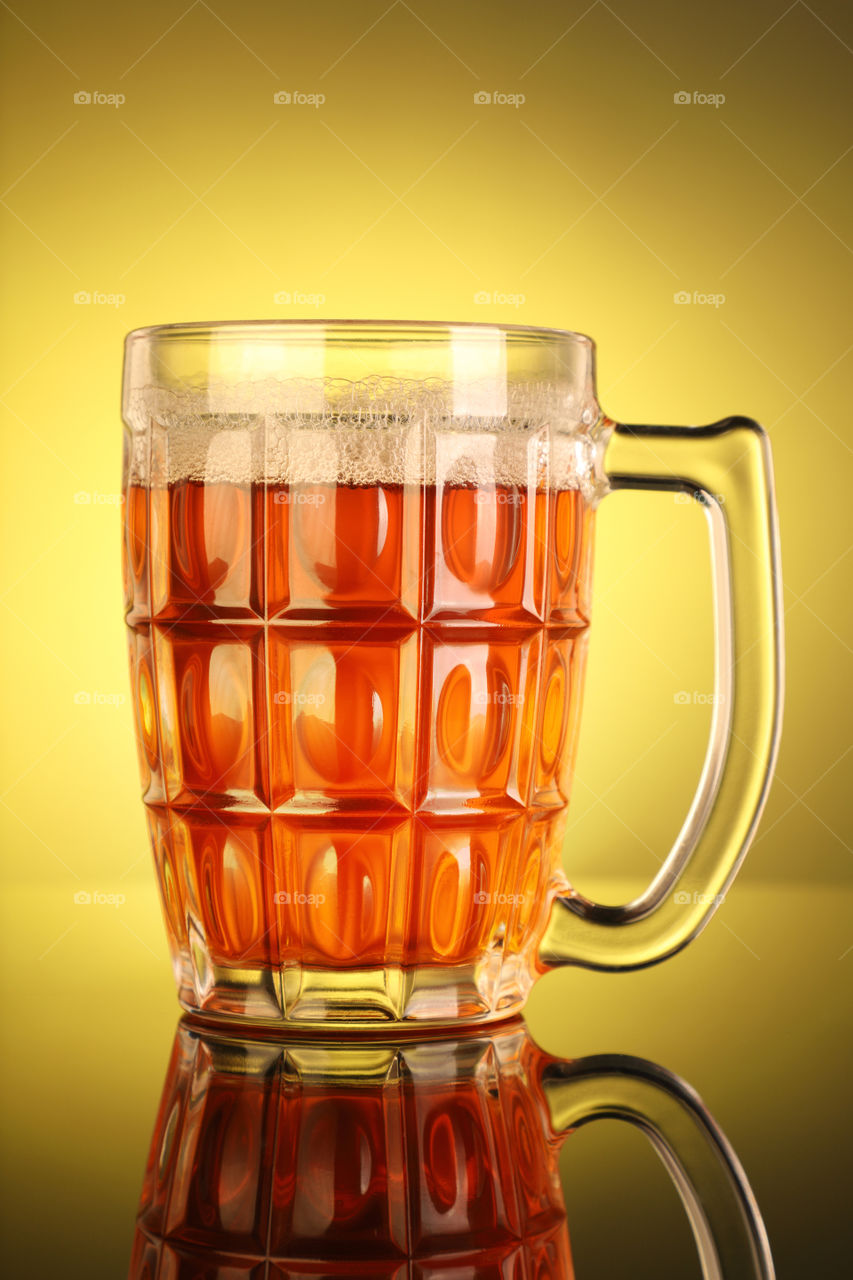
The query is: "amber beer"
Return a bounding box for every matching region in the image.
[124,460,593,1020]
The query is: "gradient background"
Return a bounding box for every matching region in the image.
[0,1,851,1275]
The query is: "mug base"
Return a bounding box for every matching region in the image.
[173,952,534,1030]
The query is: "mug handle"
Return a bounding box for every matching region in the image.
[540,417,783,970]
[539,1053,775,1279]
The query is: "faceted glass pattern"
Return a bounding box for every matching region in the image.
[124,425,594,1025]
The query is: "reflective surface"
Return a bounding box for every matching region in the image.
[130,1018,578,1277]
[128,1016,772,1279]
[3,881,850,1278]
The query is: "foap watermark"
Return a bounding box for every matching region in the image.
[273,90,325,107]
[273,290,326,308]
[273,890,326,905]
[674,690,726,706]
[674,290,726,307]
[74,290,126,307]
[74,489,123,506]
[674,890,726,906]
[74,690,126,707]
[474,289,526,308]
[673,90,725,108]
[272,691,326,707]
[474,91,526,108]
[474,487,522,504]
[674,490,725,506]
[272,490,326,505]
[474,690,525,706]
[73,90,125,108]
[474,890,526,905]
[74,889,127,907]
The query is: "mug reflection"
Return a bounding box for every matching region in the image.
[129,1017,773,1279]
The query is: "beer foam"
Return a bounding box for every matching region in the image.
[123,377,607,500]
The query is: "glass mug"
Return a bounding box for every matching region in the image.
[129,1018,774,1279]
[121,320,782,1027]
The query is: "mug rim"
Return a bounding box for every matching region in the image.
[124,317,595,347]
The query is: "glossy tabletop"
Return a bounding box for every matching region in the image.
[2,879,849,1279]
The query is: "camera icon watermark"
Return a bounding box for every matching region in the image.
[673,490,725,506]
[74,489,123,505]
[473,289,526,307]
[474,890,526,905]
[272,490,326,505]
[73,290,126,308]
[272,690,326,706]
[74,690,126,707]
[273,890,326,905]
[674,690,726,706]
[674,290,726,307]
[473,90,525,108]
[474,487,523,504]
[273,290,326,308]
[474,690,525,706]
[73,889,126,906]
[673,90,725,108]
[73,90,125,107]
[273,90,325,107]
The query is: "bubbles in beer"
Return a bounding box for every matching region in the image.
[124,375,604,498]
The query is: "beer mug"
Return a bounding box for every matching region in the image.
[122,321,782,1026]
[129,1018,774,1278]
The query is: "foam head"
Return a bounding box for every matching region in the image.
[124,374,606,499]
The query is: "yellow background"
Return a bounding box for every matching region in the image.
[0,1,850,1276]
